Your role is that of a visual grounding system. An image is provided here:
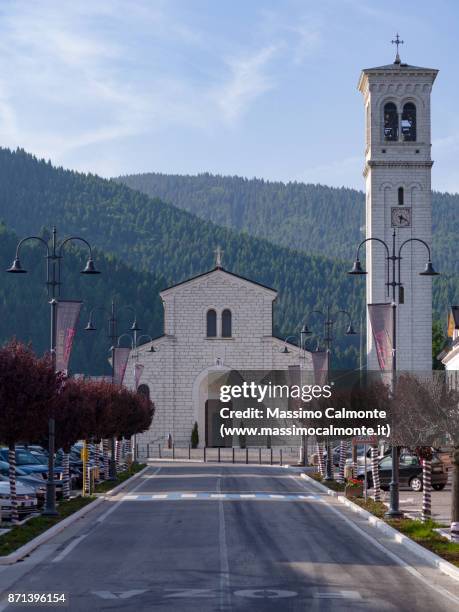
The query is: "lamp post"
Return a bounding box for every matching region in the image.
[349,228,439,518]
[6,227,100,515]
[301,306,357,480]
[85,300,140,479]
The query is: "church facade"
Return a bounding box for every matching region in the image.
[123,260,311,454]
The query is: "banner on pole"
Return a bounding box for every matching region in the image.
[311,351,328,386]
[134,363,144,390]
[368,303,393,371]
[55,300,82,374]
[113,347,131,385]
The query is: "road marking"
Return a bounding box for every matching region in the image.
[164,588,214,599]
[218,475,231,612]
[96,466,161,523]
[294,476,459,606]
[92,590,147,599]
[314,591,362,600]
[119,491,319,502]
[52,534,88,563]
[234,589,297,599]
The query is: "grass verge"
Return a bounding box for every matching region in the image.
[310,471,346,492]
[0,496,95,557]
[94,462,146,494]
[350,497,459,567]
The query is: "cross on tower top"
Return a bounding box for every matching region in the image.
[215,246,223,268]
[391,33,404,64]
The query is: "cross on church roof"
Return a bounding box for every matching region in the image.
[215,246,223,268]
[391,33,404,64]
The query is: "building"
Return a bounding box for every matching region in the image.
[358,43,438,372]
[123,254,311,454]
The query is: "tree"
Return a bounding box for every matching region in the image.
[191,422,199,449]
[0,341,58,521]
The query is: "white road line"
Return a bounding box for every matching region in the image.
[269,494,285,499]
[52,534,88,563]
[211,494,226,499]
[239,494,255,498]
[294,476,459,606]
[123,495,139,500]
[151,494,168,499]
[181,494,197,498]
[217,476,231,612]
[96,466,161,524]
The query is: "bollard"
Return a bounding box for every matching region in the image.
[172,444,175,460]
[147,443,150,458]
[188,444,191,460]
[218,447,221,463]
[270,447,273,465]
[158,444,161,459]
[280,449,283,466]
[246,448,248,464]
[259,448,261,465]
[232,447,235,463]
[204,447,206,462]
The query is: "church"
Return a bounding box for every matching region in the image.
[123,252,311,454]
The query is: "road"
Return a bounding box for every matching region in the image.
[1,462,459,611]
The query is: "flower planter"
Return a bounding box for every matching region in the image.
[345,484,364,498]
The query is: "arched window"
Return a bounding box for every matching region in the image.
[398,187,404,205]
[138,384,150,399]
[401,103,416,141]
[383,102,398,141]
[206,309,217,337]
[222,309,232,338]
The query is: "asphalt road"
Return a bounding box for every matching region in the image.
[0,463,459,611]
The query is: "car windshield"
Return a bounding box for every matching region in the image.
[16,451,42,465]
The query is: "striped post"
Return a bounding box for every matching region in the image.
[8,446,18,523]
[317,442,325,477]
[102,439,109,481]
[337,440,347,483]
[62,452,70,500]
[422,459,432,521]
[371,446,381,501]
[115,439,122,472]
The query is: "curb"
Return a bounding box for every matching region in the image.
[300,472,459,582]
[0,466,149,566]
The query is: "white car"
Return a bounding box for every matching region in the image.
[0,481,38,520]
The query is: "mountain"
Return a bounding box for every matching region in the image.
[117,172,459,277]
[0,223,165,376]
[0,147,365,368]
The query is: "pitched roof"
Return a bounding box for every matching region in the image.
[160,266,277,296]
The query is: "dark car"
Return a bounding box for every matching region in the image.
[362,452,448,492]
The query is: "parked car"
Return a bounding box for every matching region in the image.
[0,448,65,496]
[0,478,38,519]
[0,462,46,505]
[360,452,448,492]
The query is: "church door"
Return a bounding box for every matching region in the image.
[205,400,233,447]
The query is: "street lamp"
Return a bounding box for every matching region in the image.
[349,228,439,518]
[85,299,140,479]
[6,227,100,516]
[302,305,358,481]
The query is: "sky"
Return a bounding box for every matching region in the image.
[0,0,458,192]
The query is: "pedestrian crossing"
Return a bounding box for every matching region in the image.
[121,492,320,502]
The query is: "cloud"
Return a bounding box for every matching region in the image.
[215,45,279,122]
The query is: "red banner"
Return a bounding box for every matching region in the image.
[134,363,144,390]
[368,303,393,371]
[55,300,82,374]
[113,347,131,385]
[311,351,328,386]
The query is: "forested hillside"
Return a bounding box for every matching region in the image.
[0,224,164,375]
[0,148,456,369]
[117,172,459,276]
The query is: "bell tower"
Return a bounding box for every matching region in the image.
[358,38,438,372]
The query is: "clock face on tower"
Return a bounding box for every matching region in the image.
[391,207,411,228]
